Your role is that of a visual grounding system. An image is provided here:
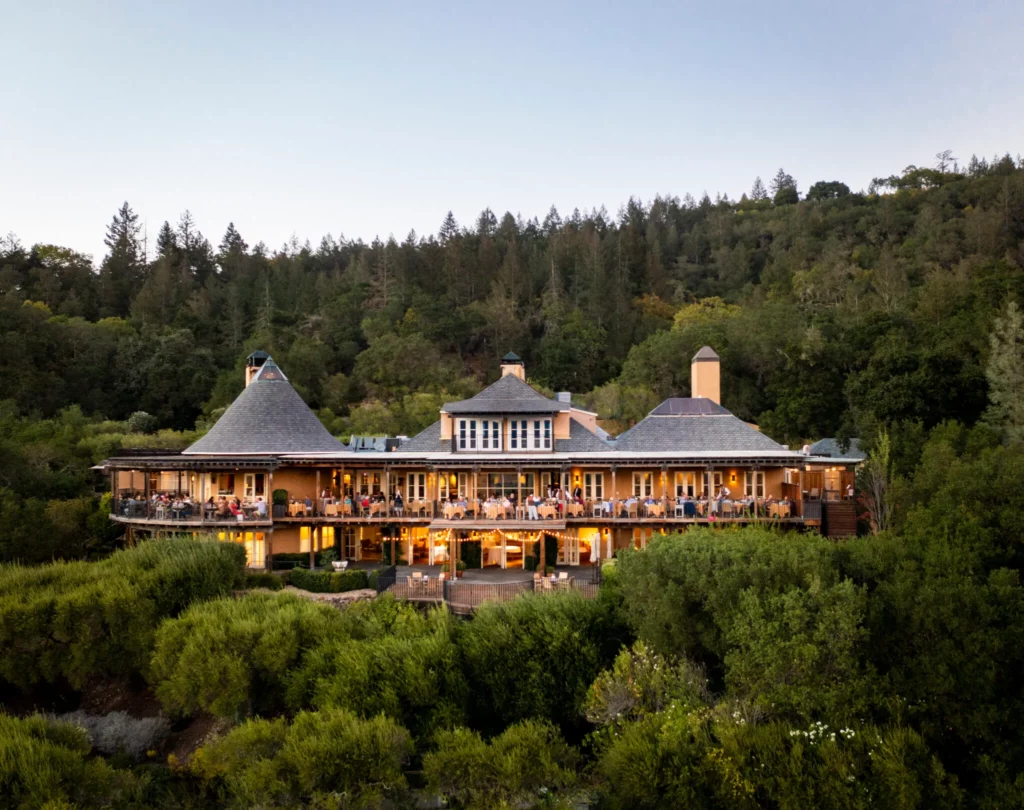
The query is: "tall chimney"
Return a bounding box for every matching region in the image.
[500,351,525,380]
[245,350,270,387]
[691,346,720,404]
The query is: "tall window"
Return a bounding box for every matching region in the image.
[703,471,723,497]
[584,472,604,500]
[243,473,265,499]
[510,421,519,449]
[458,420,479,450]
[675,471,697,498]
[745,471,765,498]
[543,419,551,449]
[407,473,426,501]
[633,472,653,498]
[482,421,490,449]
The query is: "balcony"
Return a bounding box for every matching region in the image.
[112,498,272,527]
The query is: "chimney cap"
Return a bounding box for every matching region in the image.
[692,346,719,362]
[556,392,571,403]
[502,351,523,363]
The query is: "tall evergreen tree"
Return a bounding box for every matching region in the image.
[750,177,768,201]
[98,201,143,317]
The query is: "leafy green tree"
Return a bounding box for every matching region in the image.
[806,180,851,200]
[985,299,1024,442]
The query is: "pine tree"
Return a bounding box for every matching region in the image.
[750,176,768,200]
[985,300,1024,442]
[156,221,178,258]
[770,168,799,205]
[438,211,460,244]
[98,201,143,317]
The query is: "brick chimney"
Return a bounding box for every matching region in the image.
[500,351,525,380]
[691,346,720,404]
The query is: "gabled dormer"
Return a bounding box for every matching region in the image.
[438,355,569,453]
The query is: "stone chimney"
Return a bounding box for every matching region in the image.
[556,392,571,404]
[500,351,525,380]
[691,346,720,404]
[245,350,270,387]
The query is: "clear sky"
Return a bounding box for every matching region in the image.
[1,0,1020,263]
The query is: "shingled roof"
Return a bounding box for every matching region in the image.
[555,419,613,452]
[443,374,568,414]
[614,398,788,454]
[183,359,347,455]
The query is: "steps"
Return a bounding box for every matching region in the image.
[824,501,857,538]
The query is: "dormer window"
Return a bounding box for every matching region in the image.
[458,418,502,451]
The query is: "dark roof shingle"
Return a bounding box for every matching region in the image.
[443,374,567,414]
[183,359,347,455]
[555,419,613,452]
[614,399,787,454]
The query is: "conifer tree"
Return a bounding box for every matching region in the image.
[750,176,768,201]
[98,201,143,317]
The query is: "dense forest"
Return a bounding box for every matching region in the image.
[2,151,1024,807]
[2,151,1024,562]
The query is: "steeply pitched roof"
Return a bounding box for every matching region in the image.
[443,374,568,414]
[808,438,866,461]
[692,345,719,362]
[400,420,446,452]
[650,398,729,416]
[555,419,613,452]
[614,399,788,454]
[183,358,347,455]
[502,351,522,362]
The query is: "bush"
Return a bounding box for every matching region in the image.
[0,713,141,808]
[424,720,581,809]
[615,527,838,663]
[458,592,626,735]
[244,572,283,591]
[126,411,158,434]
[289,603,467,736]
[289,567,368,593]
[150,592,350,719]
[190,708,412,809]
[57,710,171,760]
[271,489,288,505]
[0,537,245,691]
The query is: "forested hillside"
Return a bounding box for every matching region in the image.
[2,153,1023,560]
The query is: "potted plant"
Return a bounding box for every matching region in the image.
[545,565,555,576]
[455,560,467,579]
[272,489,288,518]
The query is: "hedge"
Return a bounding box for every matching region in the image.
[289,568,369,593]
[0,713,141,808]
[0,537,246,691]
[244,572,284,591]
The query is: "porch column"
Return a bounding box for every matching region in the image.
[143,469,150,519]
[384,467,390,514]
[390,526,397,567]
[110,469,116,513]
[267,470,273,519]
[309,524,316,569]
[315,469,321,516]
[661,464,668,515]
[516,466,522,518]
[267,529,274,571]
[199,472,206,522]
[539,528,546,573]
[611,466,617,519]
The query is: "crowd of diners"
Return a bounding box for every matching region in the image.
[116,491,268,521]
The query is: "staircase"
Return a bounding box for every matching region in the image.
[824,501,857,538]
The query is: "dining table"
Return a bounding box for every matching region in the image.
[484,544,522,566]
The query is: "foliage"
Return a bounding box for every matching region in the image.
[289,602,467,737]
[424,720,582,809]
[189,708,412,809]
[0,538,244,690]
[984,299,1024,442]
[244,571,284,590]
[458,592,627,735]
[0,713,141,809]
[288,568,368,593]
[150,592,348,719]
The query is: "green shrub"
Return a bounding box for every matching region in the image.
[270,552,310,568]
[458,592,626,735]
[244,572,283,591]
[289,604,467,736]
[289,567,368,593]
[424,720,581,809]
[0,538,245,690]
[0,713,141,808]
[150,592,350,719]
[55,710,171,761]
[190,708,412,809]
[595,708,962,810]
[271,489,288,506]
[615,527,838,663]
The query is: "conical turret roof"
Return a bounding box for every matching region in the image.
[183,358,346,455]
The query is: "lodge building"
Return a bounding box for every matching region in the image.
[103,349,862,570]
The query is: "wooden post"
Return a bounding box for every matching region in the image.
[661,465,668,516]
[315,469,321,516]
[309,524,316,570]
[516,466,522,519]
[199,472,206,524]
[267,469,274,520]
[143,469,150,519]
[611,467,617,519]
[390,526,397,567]
[267,529,274,571]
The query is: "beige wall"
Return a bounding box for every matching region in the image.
[570,409,598,432]
[691,359,721,403]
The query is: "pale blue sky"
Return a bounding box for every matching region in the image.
[1,0,1020,262]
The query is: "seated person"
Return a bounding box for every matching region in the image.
[255,497,267,517]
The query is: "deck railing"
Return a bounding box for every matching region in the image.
[113,498,271,523]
